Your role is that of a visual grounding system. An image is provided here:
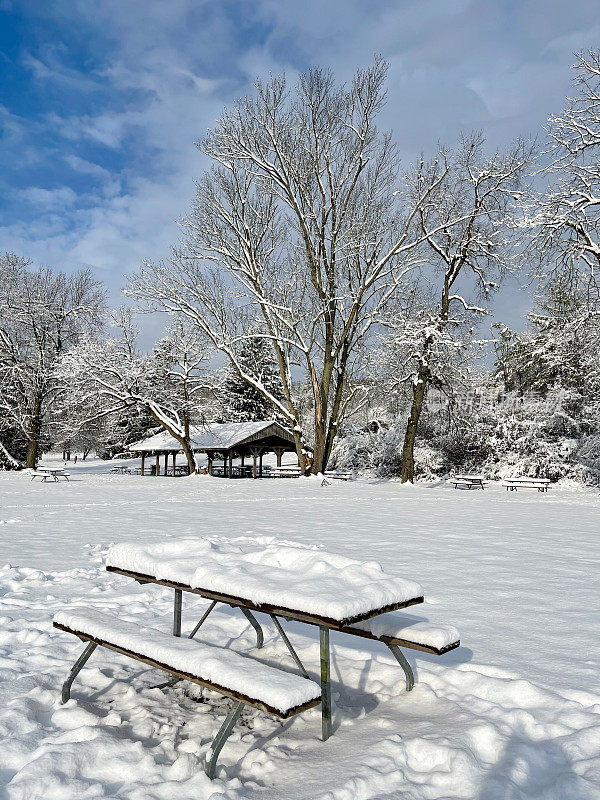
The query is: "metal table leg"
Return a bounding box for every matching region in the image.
[387,643,415,691]
[238,607,264,649]
[205,700,244,779]
[320,626,332,741]
[189,600,217,640]
[270,614,309,678]
[61,642,97,703]
[173,589,182,637]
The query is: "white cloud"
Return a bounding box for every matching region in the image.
[63,155,112,178]
[19,185,78,208]
[3,0,600,338]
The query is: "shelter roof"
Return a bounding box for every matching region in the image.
[129,420,295,453]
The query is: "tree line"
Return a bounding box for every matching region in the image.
[1,52,599,479]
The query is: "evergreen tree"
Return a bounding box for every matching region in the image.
[219,337,284,423]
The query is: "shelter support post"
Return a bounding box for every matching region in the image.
[155,453,159,477]
[141,453,145,476]
[250,447,262,479]
[274,448,284,467]
[172,452,176,476]
[320,626,332,741]
[164,452,168,477]
[207,452,213,476]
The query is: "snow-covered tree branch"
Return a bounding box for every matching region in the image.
[0,253,105,468]
[128,59,457,474]
[384,134,532,482]
[58,310,215,474]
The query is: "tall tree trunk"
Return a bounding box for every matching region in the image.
[401,364,429,484]
[26,396,43,469]
[146,408,197,475]
[307,364,328,474]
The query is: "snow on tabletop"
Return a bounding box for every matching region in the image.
[349,613,460,650]
[106,538,424,623]
[54,609,320,714]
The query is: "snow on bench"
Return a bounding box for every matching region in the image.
[501,477,550,493]
[343,612,460,655]
[54,609,320,717]
[54,609,322,780]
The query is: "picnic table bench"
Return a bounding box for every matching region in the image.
[450,474,485,490]
[501,476,550,492]
[269,465,302,478]
[55,539,460,780]
[109,465,131,475]
[54,609,321,779]
[31,466,70,482]
[166,465,190,477]
[321,470,354,484]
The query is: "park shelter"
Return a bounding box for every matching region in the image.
[129,420,297,478]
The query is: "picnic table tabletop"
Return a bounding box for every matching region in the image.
[106,539,424,628]
[38,466,67,473]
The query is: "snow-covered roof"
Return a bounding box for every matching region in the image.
[128,420,294,453]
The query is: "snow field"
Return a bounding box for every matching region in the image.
[0,461,599,797]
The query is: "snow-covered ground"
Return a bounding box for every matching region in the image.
[1,456,599,798]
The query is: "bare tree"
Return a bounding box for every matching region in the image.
[396,134,531,482]
[527,51,600,296]
[59,310,214,474]
[0,254,105,467]
[129,59,454,474]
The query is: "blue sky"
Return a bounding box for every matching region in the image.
[1,0,599,330]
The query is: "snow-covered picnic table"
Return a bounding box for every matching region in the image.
[105,538,458,741]
[450,474,485,490]
[501,476,550,492]
[31,466,70,482]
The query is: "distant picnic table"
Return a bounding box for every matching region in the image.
[31,466,70,482]
[502,477,550,493]
[450,474,485,490]
[53,538,461,780]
